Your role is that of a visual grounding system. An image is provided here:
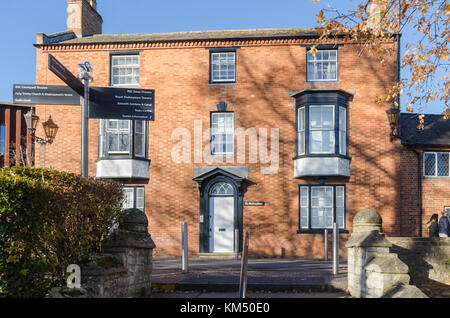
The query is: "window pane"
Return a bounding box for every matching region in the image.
[437,153,449,176]
[311,186,334,229]
[310,107,321,128]
[310,131,323,153]
[108,134,119,152]
[336,186,345,229]
[135,133,144,157]
[211,52,236,82]
[307,50,338,81]
[136,188,145,211]
[310,131,334,153]
[300,187,309,229]
[123,188,134,209]
[135,121,145,157]
[211,113,234,155]
[108,120,118,130]
[119,134,130,151]
[298,108,305,155]
[322,107,334,128]
[339,107,347,156]
[424,153,436,176]
[111,55,140,86]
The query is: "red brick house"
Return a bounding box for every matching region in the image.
[30,0,448,258]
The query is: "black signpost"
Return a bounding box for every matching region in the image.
[13,54,155,177]
[48,54,84,96]
[13,84,80,105]
[89,87,154,120]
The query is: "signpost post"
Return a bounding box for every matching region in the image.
[77,61,93,179]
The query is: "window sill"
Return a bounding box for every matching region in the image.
[297,229,349,234]
[209,82,237,86]
[304,81,340,84]
[98,156,151,162]
[423,175,450,179]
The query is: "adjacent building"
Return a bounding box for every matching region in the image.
[0,103,32,167]
[30,0,448,258]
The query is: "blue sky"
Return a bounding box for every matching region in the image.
[0,0,444,114]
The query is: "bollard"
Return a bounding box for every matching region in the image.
[235,229,239,260]
[324,229,328,261]
[239,231,249,298]
[181,222,188,274]
[333,222,339,275]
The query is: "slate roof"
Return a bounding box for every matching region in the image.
[39,28,319,45]
[400,113,450,146]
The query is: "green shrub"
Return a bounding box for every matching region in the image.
[0,166,124,298]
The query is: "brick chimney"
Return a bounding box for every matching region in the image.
[67,0,102,37]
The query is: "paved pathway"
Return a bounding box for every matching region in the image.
[151,257,348,297]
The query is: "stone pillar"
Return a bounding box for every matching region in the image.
[346,209,427,298]
[101,208,156,297]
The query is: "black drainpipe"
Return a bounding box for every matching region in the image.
[409,146,423,237]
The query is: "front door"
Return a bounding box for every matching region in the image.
[208,182,235,253]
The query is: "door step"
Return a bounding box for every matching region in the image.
[199,253,240,259]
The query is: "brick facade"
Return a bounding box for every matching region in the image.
[34,34,406,258]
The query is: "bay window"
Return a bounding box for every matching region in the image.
[292,89,353,178]
[99,119,146,158]
[296,104,347,157]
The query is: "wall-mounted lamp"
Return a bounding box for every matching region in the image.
[385,105,400,142]
[24,110,59,145]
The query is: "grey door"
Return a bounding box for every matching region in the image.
[208,182,235,253]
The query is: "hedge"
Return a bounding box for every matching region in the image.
[0,166,124,298]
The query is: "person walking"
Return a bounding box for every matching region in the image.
[438,209,450,238]
[427,214,439,238]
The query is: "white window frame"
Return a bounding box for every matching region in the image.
[123,186,145,212]
[309,105,335,154]
[299,185,345,230]
[211,112,234,156]
[134,120,146,158]
[306,49,338,82]
[210,52,236,83]
[105,119,132,155]
[111,55,140,87]
[423,152,450,177]
[339,106,347,156]
[297,107,306,156]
